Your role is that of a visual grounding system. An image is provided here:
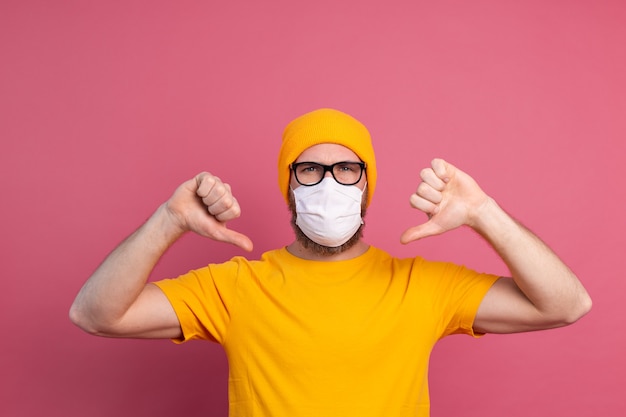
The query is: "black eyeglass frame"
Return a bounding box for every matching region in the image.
[290,161,367,187]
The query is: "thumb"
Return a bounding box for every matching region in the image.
[400,221,445,244]
[211,227,254,252]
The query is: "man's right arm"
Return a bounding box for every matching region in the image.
[69,173,253,339]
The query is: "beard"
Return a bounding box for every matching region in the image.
[287,188,368,257]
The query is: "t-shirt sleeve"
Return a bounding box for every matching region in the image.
[153,261,241,344]
[415,259,500,339]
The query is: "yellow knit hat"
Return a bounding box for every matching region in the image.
[277,108,377,207]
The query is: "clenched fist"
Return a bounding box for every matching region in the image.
[165,172,253,251]
[401,158,491,244]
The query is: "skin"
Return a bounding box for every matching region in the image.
[69,143,591,339]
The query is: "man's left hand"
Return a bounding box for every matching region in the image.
[400,158,491,243]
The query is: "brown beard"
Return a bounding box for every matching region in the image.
[287,187,368,257]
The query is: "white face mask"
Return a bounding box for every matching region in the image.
[292,177,365,247]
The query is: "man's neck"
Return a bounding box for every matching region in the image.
[286,240,370,261]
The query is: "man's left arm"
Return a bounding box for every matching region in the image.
[401,158,592,334]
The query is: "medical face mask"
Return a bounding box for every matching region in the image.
[292,177,365,247]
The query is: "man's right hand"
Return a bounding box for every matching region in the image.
[164,172,253,252]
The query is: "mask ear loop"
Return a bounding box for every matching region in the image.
[359,182,367,225]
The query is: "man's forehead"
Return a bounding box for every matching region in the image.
[295,143,360,163]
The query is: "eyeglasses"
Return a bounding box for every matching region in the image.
[290,161,366,186]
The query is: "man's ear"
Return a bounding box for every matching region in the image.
[361,186,369,216]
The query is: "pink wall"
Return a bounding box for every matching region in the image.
[2,1,624,416]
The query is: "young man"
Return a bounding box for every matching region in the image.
[70,108,591,417]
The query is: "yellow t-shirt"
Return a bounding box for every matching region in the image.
[154,246,499,417]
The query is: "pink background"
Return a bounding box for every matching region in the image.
[2,1,624,416]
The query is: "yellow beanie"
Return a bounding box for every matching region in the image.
[277,108,377,207]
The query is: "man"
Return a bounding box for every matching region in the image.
[70,108,591,416]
